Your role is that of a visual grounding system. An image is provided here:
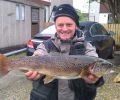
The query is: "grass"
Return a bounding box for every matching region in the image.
[8,52,26,59]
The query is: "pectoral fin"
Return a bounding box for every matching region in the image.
[44,76,55,84]
[114,73,120,83]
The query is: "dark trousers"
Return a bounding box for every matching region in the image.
[30,79,58,100]
[69,78,96,100]
[30,78,96,100]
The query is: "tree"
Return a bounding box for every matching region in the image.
[76,9,87,22]
[90,0,120,23]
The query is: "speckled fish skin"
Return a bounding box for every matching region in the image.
[0,54,118,84]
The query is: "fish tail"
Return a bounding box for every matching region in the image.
[0,54,9,77]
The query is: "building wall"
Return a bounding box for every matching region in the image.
[99,13,109,24]
[0,0,31,48]
[73,0,89,13]
[39,7,47,31]
[89,1,100,22]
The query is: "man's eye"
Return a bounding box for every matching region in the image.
[58,24,64,27]
[67,24,72,27]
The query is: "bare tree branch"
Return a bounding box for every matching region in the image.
[90,0,120,23]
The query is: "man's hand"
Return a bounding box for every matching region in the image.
[82,74,99,84]
[25,71,41,80]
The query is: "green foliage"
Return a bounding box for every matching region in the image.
[77,11,87,22]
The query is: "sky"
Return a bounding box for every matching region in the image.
[73,0,89,13]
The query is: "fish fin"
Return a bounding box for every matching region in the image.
[44,75,55,84]
[113,73,120,83]
[19,67,33,73]
[0,54,9,77]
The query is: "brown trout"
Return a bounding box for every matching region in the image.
[0,54,119,84]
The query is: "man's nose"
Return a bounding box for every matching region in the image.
[62,25,68,31]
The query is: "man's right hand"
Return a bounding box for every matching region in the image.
[25,71,41,80]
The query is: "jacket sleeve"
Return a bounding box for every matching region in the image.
[84,41,98,57]
[33,43,49,56]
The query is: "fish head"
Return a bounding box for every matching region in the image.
[84,58,120,83]
[92,58,115,78]
[81,58,115,83]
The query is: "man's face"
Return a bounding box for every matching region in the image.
[55,16,77,41]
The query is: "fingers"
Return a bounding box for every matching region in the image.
[82,74,99,84]
[25,71,40,80]
[82,76,95,84]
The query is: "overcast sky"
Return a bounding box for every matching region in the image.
[73,0,89,13]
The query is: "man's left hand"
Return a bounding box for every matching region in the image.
[82,74,99,84]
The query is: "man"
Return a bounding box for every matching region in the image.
[25,4,104,100]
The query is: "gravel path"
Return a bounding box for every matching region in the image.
[0,70,32,100]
